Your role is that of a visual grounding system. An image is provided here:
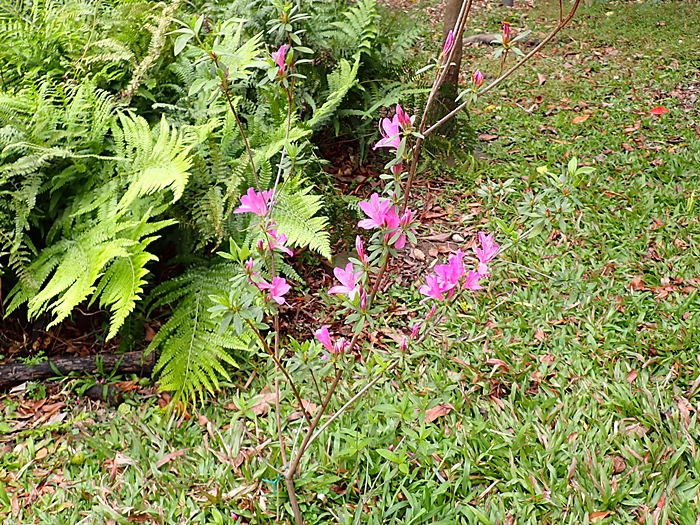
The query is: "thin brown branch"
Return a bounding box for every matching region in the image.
[424,0,583,137]
[223,87,261,191]
[246,321,312,427]
[307,360,399,450]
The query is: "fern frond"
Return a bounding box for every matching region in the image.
[271,178,331,260]
[116,113,192,209]
[149,261,253,402]
[307,55,360,131]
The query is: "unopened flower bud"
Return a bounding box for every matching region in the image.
[410,323,421,339]
[442,30,455,57]
[502,22,511,44]
[472,69,484,89]
[245,258,255,275]
[395,104,412,129]
[399,336,407,352]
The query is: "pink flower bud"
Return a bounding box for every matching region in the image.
[391,163,403,176]
[256,239,264,251]
[395,104,412,129]
[442,30,455,57]
[399,209,413,230]
[245,258,255,275]
[359,288,367,310]
[410,323,421,339]
[399,336,407,352]
[472,69,484,88]
[502,22,511,44]
[355,235,368,264]
[427,304,437,319]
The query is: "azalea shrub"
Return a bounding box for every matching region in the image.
[201,7,590,520]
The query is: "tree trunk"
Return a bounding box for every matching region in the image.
[0,351,155,390]
[434,0,465,135]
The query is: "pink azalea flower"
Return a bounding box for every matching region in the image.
[257,276,290,305]
[419,274,446,302]
[373,114,401,151]
[267,229,294,256]
[355,235,368,264]
[395,104,412,129]
[329,262,363,300]
[472,69,484,88]
[442,30,455,56]
[475,232,499,274]
[234,188,273,217]
[313,326,348,354]
[314,326,333,352]
[358,193,394,230]
[271,44,288,73]
[463,270,484,291]
[434,250,465,291]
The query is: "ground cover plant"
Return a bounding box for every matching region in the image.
[2,0,700,524]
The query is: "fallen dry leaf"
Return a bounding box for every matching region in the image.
[611,456,626,474]
[478,133,498,141]
[155,449,186,468]
[629,276,647,291]
[486,358,510,372]
[590,510,612,522]
[534,328,546,342]
[537,73,547,85]
[626,370,638,383]
[675,397,693,427]
[250,393,277,416]
[425,403,454,423]
[413,248,426,261]
[624,422,648,438]
[571,114,590,124]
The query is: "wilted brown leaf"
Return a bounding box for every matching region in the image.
[675,397,693,427]
[537,73,547,85]
[534,328,546,342]
[413,248,426,261]
[611,456,626,474]
[478,133,498,141]
[629,276,647,291]
[250,393,277,416]
[155,449,186,468]
[425,403,454,423]
[571,114,590,124]
[485,358,509,372]
[625,422,648,438]
[626,370,638,383]
[590,510,611,522]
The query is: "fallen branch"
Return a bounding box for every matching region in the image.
[0,351,155,390]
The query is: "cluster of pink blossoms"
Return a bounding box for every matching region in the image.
[419,233,499,302]
[234,187,293,305]
[373,103,414,154]
[316,190,415,355]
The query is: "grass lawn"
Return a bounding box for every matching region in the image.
[2,1,700,524]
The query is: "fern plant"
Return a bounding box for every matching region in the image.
[4,108,192,339]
